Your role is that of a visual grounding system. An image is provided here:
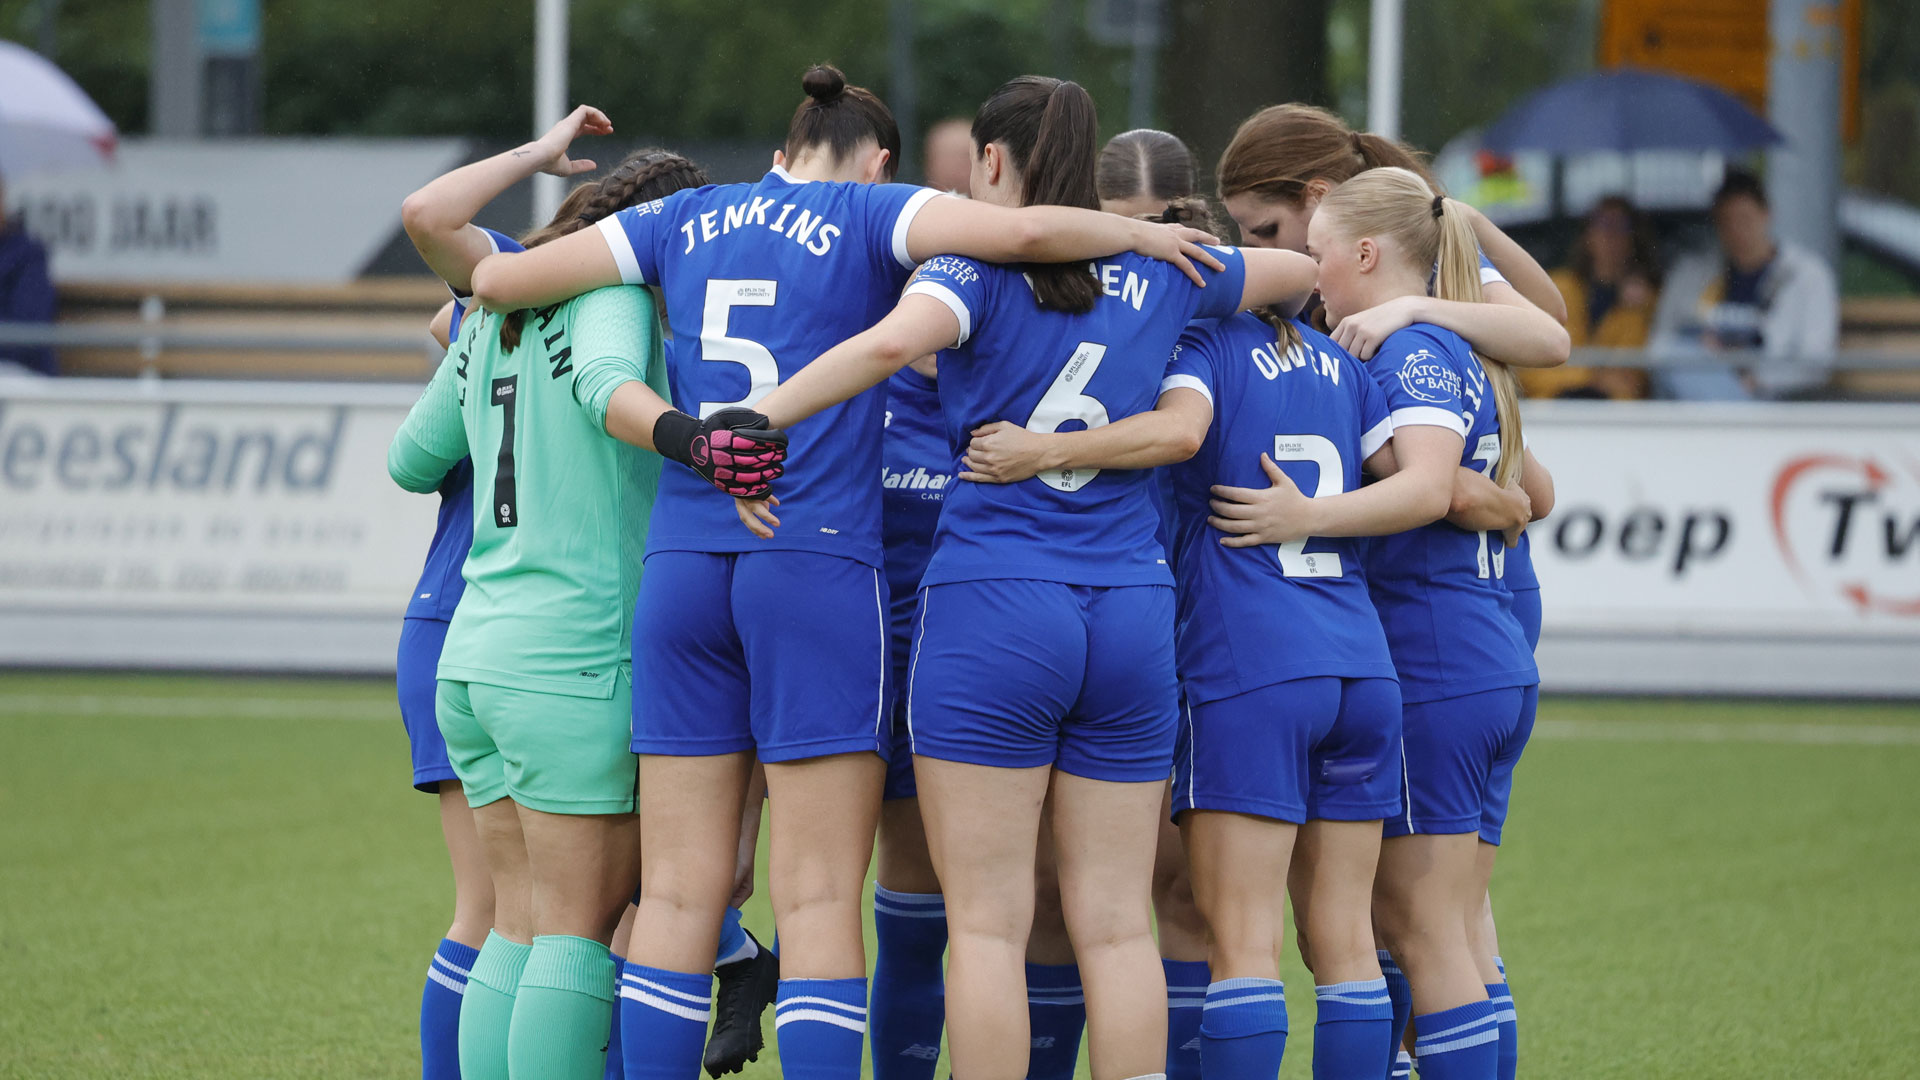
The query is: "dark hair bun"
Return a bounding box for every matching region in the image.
[802,64,846,104]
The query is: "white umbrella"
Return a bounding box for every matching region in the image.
[0,39,116,180]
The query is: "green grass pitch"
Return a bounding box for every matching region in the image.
[1,672,1916,1079]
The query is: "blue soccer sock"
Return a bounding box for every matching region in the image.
[1198,977,1288,1079]
[1486,979,1516,1080]
[618,962,711,1080]
[421,938,478,1080]
[460,931,531,1080]
[1024,963,1086,1080]
[1312,978,1394,1080]
[870,886,947,1080]
[602,954,625,1080]
[715,906,755,967]
[775,977,868,1079]
[1391,1050,1414,1079]
[1380,950,1413,1079]
[1411,1000,1499,1080]
[1163,959,1209,1080]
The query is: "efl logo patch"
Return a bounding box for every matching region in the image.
[1397,349,1460,404]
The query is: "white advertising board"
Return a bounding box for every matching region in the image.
[0,377,437,670]
[4,138,467,284]
[1525,400,1920,696]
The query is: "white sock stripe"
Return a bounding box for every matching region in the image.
[1494,956,1506,975]
[873,901,948,919]
[622,974,711,1007]
[1316,993,1394,1006]
[1167,1000,1206,1009]
[1419,1012,1501,1041]
[619,985,711,1023]
[872,887,946,907]
[1028,993,1087,1006]
[1207,977,1282,993]
[1203,992,1288,1009]
[776,996,867,1017]
[426,966,467,995]
[1488,993,1513,1006]
[432,953,474,978]
[1417,1028,1503,1056]
[774,1009,868,1034]
[1493,1008,1517,1022]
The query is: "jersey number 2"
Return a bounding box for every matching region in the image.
[1472,433,1506,579]
[1269,435,1345,578]
[1025,341,1111,492]
[490,375,519,528]
[698,279,779,418]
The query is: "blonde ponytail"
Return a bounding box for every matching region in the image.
[1320,168,1524,486]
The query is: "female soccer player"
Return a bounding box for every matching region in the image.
[1091,129,1216,1080]
[466,64,1221,1080]
[1214,103,1569,368]
[391,129,786,1080]
[734,75,1317,1080]
[1307,167,1537,1080]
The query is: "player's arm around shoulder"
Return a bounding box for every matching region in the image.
[568,285,663,434]
[389,336,470,493]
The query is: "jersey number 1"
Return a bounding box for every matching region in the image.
[1026,341,1111,492]
[1269,435,1345,578]
[1472,433,1506,579]
[490,375,519,528]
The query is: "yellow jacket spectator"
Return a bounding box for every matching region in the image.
[1524,197,1660,399]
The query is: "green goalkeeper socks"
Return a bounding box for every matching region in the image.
[507,934,618,1080]
[459,931,532,1080]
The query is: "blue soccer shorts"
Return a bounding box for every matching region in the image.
[1173,675,1403,824]
[882,672,918,801]
[1383,684,1539,844]
[396,617,459,793]
[633,550,890,763]
[904,579,1178,783]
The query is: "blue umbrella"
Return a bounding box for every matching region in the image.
[1481,68,1782,155]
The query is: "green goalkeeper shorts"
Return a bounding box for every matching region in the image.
[436,666,636,815]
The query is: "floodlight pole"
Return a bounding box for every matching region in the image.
[1767,0,1841,268]
[533,0,569,227]
[1367,0,1403,140]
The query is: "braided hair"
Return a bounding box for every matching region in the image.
[499,148,711,351]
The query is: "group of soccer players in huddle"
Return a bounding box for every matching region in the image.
[388,61,1568,1080]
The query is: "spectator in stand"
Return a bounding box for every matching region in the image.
[921,115,973,194]
[1649,168,1839,400]
[0,174,58,375]
[1526,196,1658,399]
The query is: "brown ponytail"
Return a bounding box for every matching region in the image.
[1217,103,1435,208]
[496,148,711,352]
[972,75,1102,314]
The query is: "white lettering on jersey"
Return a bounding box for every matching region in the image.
[1094,262,1151,310]
[1252,340,1342,386]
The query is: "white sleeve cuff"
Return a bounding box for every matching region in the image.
[1389,406,1467,437]
[596,216,645,285]
[891,188,945,269]
[1479,263,1509,287]
[1360,415,1394,458]
[903,280,972,346]
[1159,373,1213,405]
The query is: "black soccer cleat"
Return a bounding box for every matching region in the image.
[702,930,779,1077]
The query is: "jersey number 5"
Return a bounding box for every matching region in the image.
[1026,341,1111,492]
[698,279,779,418]
[1269,435,1344,578]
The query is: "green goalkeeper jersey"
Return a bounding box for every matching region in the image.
[388,285,667,699]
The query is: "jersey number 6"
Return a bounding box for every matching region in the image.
[1025,341,1111,492]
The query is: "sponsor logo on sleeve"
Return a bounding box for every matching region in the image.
[1397,349,1460,404]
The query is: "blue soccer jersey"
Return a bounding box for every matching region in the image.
[405,230,525,623]
[905,247,1248,588]
[1361,324,1537,703]
[1164,313,1399,704]
[881,366,951,663]
[598,167,943,566]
